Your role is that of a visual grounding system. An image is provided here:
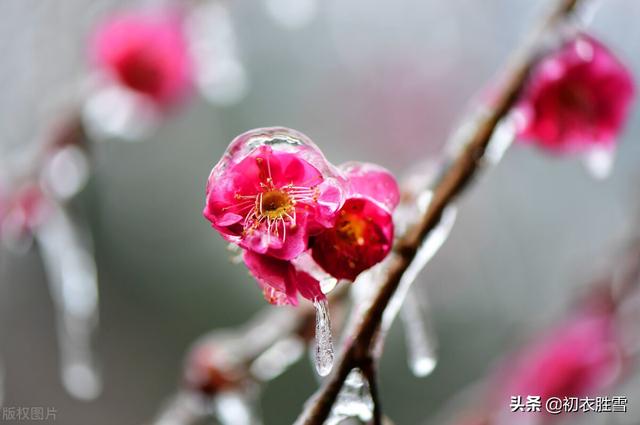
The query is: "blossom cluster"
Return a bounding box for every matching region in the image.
[204,127,399,306]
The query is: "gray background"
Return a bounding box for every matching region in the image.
[1,0,640,424]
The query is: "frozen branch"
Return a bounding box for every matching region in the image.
[295,0,585,423]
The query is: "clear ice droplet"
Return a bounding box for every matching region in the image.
[214,391,262,425]
[313,299,334,377]
[400,293,438,377]
[326,368,374,424]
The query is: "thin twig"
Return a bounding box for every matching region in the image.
[295,0,583,423]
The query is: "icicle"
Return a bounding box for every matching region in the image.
[400,293,438,377]
[583,147,615,180]
[374,204,457,359]
[250,336,305,381]
[214,391,262,425]
[326,368,374,424]
[313,299,334,377]
[35,204,101,400]
[152,391,205,425]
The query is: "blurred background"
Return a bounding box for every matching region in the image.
[1,0,640,424]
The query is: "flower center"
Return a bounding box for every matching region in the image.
[259,190,293,220]
[336,212,366,246]
[559,83,596,118]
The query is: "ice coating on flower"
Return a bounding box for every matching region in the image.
[204,127,345,261]
[90,10,193,106]
[516,34,635,153]
[497,312,622,408]
[243,251,324,306]
[311,162,399,281]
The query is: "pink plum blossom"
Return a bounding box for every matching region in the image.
[1,184,51,240]
[494,311,622,423]
[311,162,399,281]
[183,337,247,396]
[243,251,323,306]
[90,10,193,107]
[204,127,345,261]
[516,34,634,154]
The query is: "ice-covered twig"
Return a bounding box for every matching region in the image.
[295,1,586,423]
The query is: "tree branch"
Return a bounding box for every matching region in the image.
[295,0,584,423]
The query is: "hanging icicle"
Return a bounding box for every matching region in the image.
[313,299,335,377]
[400,292,438,377]
[35,204,101,400]
[373,203,457,360]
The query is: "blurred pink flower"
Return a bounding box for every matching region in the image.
[90,10,193,106]
[311,162,399,281]
[496,312,622,422]
[516,34,634,154]
[1,184,51,239]
[183,337,247,396]
[204,128,345,261]
[243,251,323,306]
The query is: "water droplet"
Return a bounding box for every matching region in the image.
[584,147,615,180]
[327,368,374,424]
[214,391,262,425]
[400,293,438,377]
[313,299,334,376]
[35,205,102,400]
[42,145,90,200]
